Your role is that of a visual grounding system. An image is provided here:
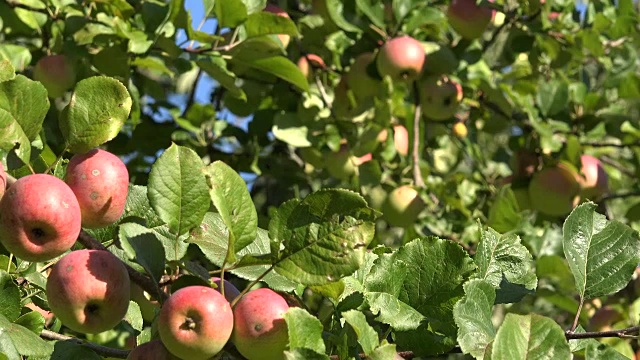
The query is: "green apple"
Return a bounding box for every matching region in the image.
[447,0,495,40]
[46,249,131,334]
[65,149,129,229]
[232,288,290,360]
[382,186,425,227]
[421,42,459,75]
[376,36,426,83]
[346,52,381,101]
[325,145,372,180]
[419,75,463,121]
[158,286,234,360]
[365,185,388,211]
[0,174,81,262]
[33,54,77,98]
[528,164,581,217]
[578,155,608,200]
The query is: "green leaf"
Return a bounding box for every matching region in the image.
[487,186,522,233]
[0,271,20,322]
[244,12,299,39]
[118,222,166,283]
[363,292,425,331]
[0,44,32,72]
[271,189,377,286]
[0,313,53,358]
[563,202,640,300]
[473,227,537,303]
[214,0,247,28]
[284,307,326,354]
[59,76,132,153]
[584,341,629,360]
[0,75,49,140]
[203,161,258,260]
[325,0,362,32]
[196,56,246,100]
[355,0,384,28]
[284,348,330,360]
[0,60,15,82]
[124,301,143,331]
[49,341,101,360]
[188,212,297,291]
[14,311,45,335]
[453,279,496,358]
[272,112,312,147]
[148,143,210,236]
[342,310,379,355]
[0,108,31,164]
[368,343,400,360]
[491,313,570,360]
[536,79,569,117]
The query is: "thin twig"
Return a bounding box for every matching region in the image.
[602,190,640,202]
[329,350,415,359]
[40,330,129,358]
[570,299,584,333]
[566,326,640,340]
[599,156,635,178]
[411,82,425,188]
[581,140,640,148]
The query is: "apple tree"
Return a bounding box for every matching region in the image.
[1,0,640,359]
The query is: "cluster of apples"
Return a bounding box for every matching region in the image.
[505,151,609,217]
[128,283,292,360]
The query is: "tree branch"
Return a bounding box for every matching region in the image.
[602,190,640,202]
[76,231,168,303]
[411,82,425,188]
[329,350,415,359]
[40,330,129,358]
[565,326,640,340]
[581,140,640,148]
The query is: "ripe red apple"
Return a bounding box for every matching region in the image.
[46,249,131,334]
[419,75,463,121]
[33,54,77,98]
[232,288,290,360]
[447,0,495,40]
[578,155,608,200]
[264,4,291,48]
[0,163,6,199]
[211,277,241,303]
[376,36,426,83]
[297,54,325,80]
[528,164,581,217]
[346,52,381,101]
[452,122,468,138]
[127,340,179,360]
[382,185,425,227]
[65,149,129,229]
[0,174,81,262]
[158,286,234,360]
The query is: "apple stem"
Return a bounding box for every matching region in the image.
[411,81,425,188]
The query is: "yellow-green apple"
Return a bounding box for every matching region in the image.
[127,340,179,360]
[376,36,426,83]
[419,75,463,120]
[65,149,129,228]
[420,42,459,75]
[528,164,581,217]
[232,288,290,360]
[379,125,410,156]
[129,283,159,323]
[452,122,468,138]
[365,186,388,211]
[211,277,241,303]
[297,54,326,80]
[0,163,5,199]
[46,249,131,334]
[510,150,540,179]
[264,4,291,48]
[346,52,381,101]
[158,286,233,360]
[0,174,81,262]
[447,0,495,40]
[382,185,425,227]
[33,54,77,98]
[325,144,371,180]
[513,186,532,211]
[578,154,608,200]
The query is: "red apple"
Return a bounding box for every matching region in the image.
[0,163,6,199]
[0,174,81,262]
[447,0,495,40]
[232,288,290,360]
[127,340,179,360]
[578,155,608,200]
[297,54,326,80]
[211,277,241,303]
[346,52,381,101]
[33,54,77,98]
[46,249,131,334]
[264,4,291,48]
[376,36,426,83]
[382,185,425,227]
[158,286,233,360]
[65,149,129,228]
[528,164,581,217]
[419,75,463,121]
